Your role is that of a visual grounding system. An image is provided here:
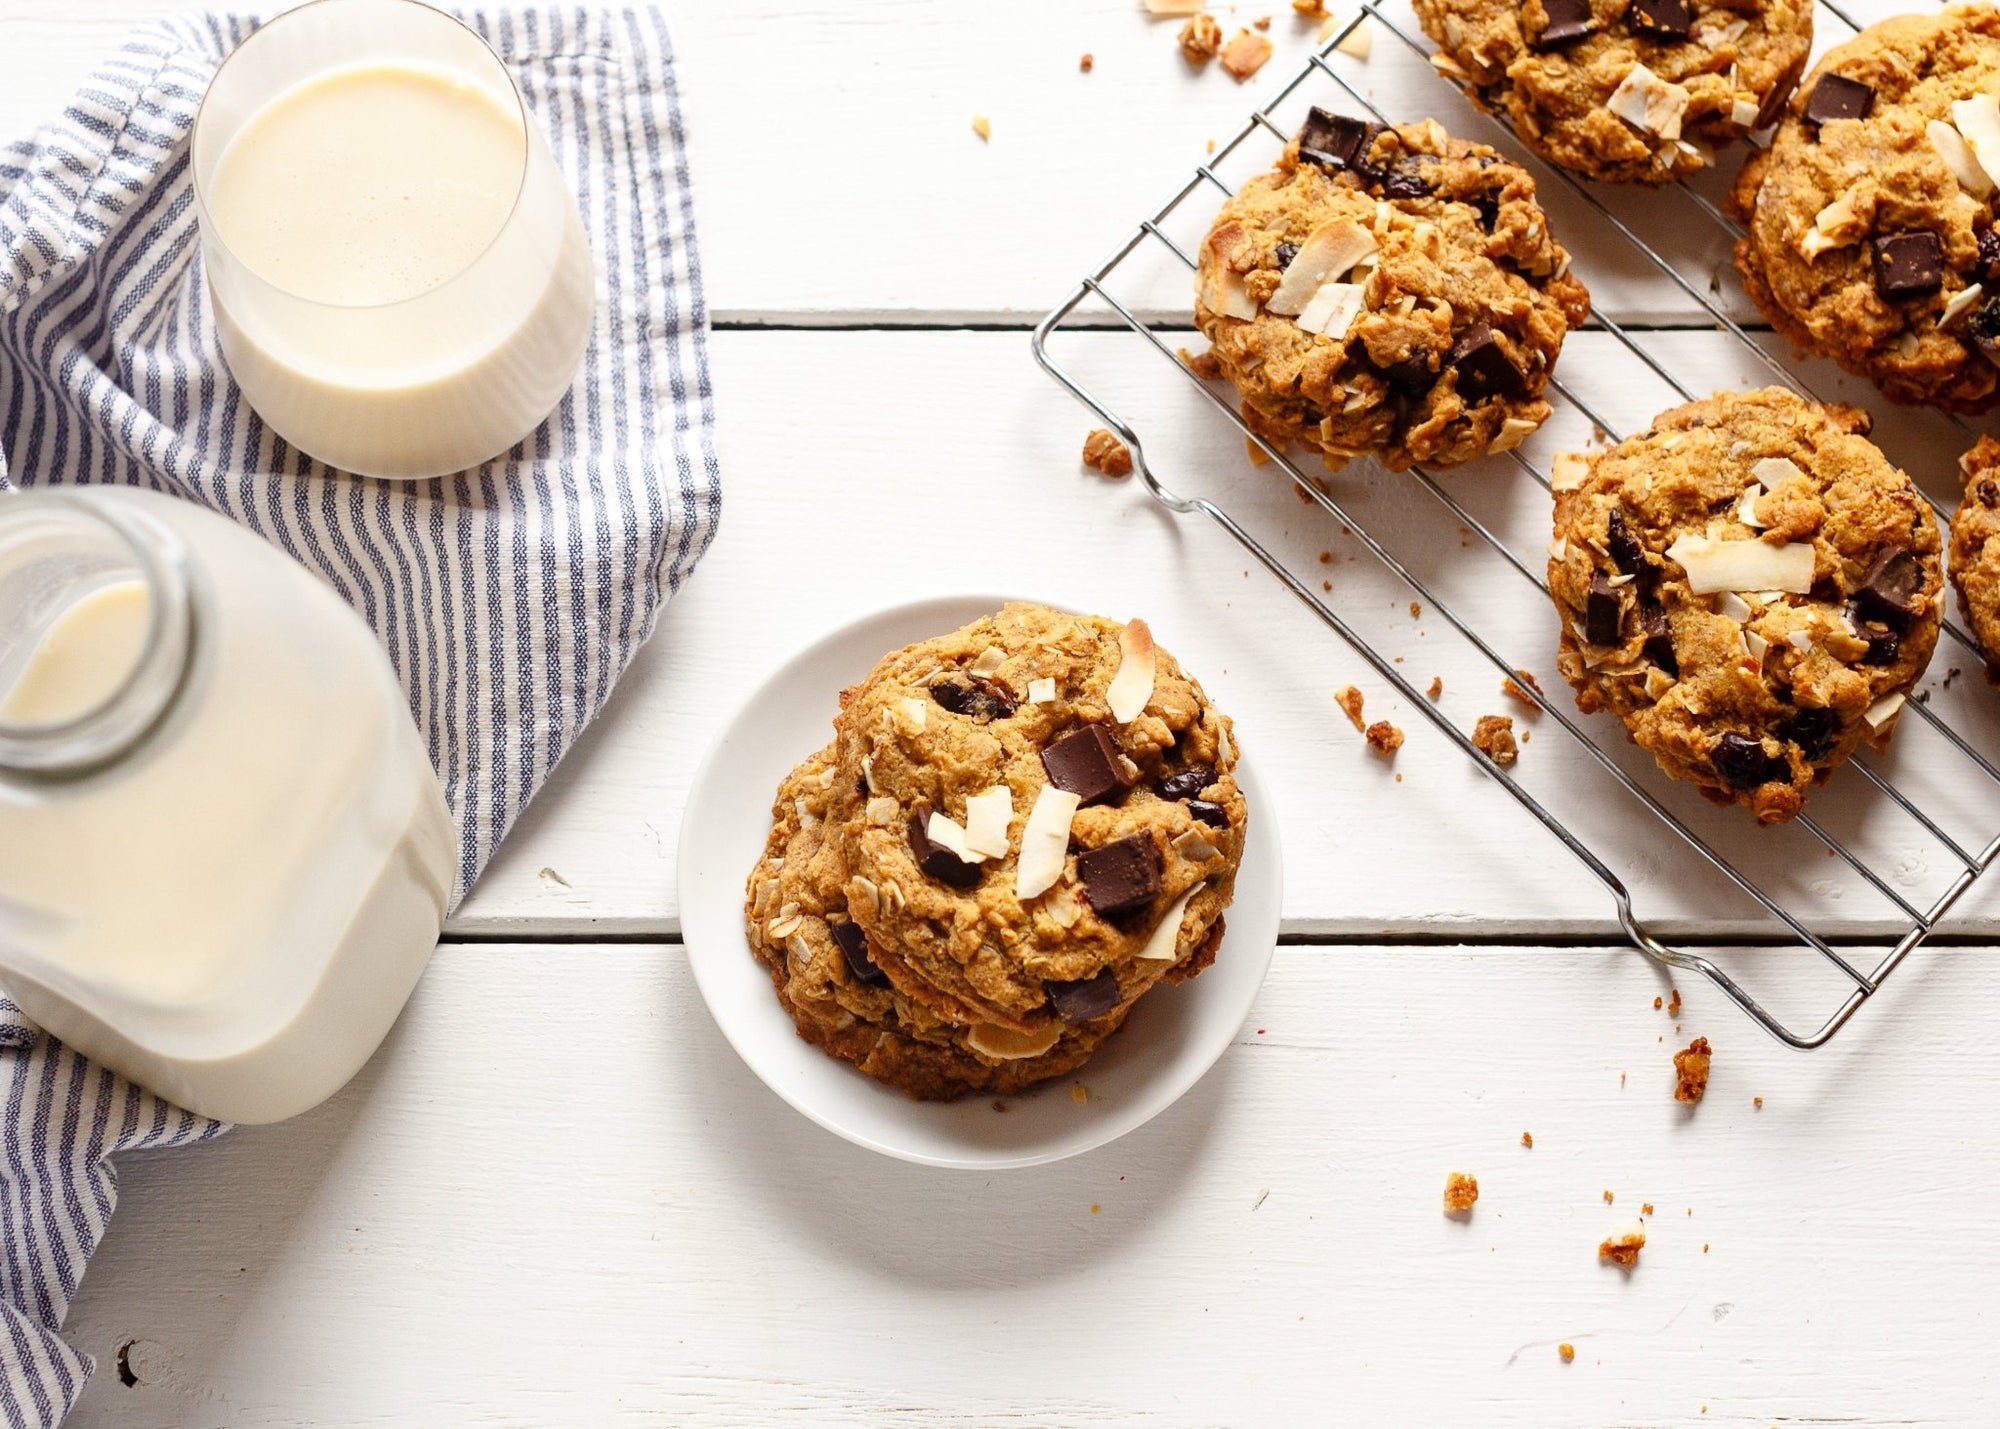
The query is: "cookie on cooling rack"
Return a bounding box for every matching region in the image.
[1547,388,1943,823]
[1193,113,1589,472]
[1730,5,2000,412]
[1948,435,2000,673]
[1414,0,1811,185]
[743,603,1246,1101]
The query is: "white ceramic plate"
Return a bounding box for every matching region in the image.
[678,594,1282,1169]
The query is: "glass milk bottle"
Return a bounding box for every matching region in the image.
[0,488,454,1122]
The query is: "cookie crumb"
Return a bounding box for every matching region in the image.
[1558,1342,1575,1362]
[1641,1202,1654,1215]
[1667,987,1682,1016]
[1334,685,1366,730]
[1219,28,1274,78]
[1471,714,1518,766]
[1427,676,1443,700]
[1254,15,1272,30]
[971,114,992,141]
[1079,52,1095,71]
[1090,1203,1100,1214]
[1365,720,1404,757]
[1443,1171,1479,1214]
[1144,0,1205,13]
[1409,601,1422,618]
[1754,1095,1764,1108]
[1521,1131,1533,1148]
[1245,435,1272,466]
[991,1099,1007,1112]
[1179,12,1223,62]
[1081,428,1133,478]
[1654,995,1664,1010]
[1322,580,1332,592]
[1501,669,1545,709]
[1333,15,1373,56]
[1603,1189,1614,1204]
[1674,1036,1712,1103]
[1599,1221,1646,1267]
[1293,0,1328,13]
[1318,550,1333,564]
[1071,1084,1089,1105]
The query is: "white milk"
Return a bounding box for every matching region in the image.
[0,579,150,726]
[0,488,454,1122]
[200,61,593,478]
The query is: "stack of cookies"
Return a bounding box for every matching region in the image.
[743,603,1248,1101]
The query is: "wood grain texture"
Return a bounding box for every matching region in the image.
[59,940,1999,1427]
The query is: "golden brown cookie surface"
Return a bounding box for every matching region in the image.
[1194,115,1589,473]
[1949,434,2000,672]
[1548,388,1942,822]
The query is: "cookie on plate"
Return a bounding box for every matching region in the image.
[1948,434,2000,672]
[743,603,1246,1101]
[1415,0,1812,185]
[1194,113,1589,472]
[1548,388,1942,823]
[1730,5,2000,412]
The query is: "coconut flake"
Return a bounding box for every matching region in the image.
[963,785,1013,860]
[1929,117,1995,198]
[866,795,898,826]
[1016,785,1082,899]
[1798,187,1866,260]
[1736,484,1767,529]
[1944,282,1986,327]
[927,810,986,864]
[1550,452,1590,492]
[1730,97,1761,129]
[1107,618,1156,723]
[1864,692,1907,730]
[1716,592,1753,623]
[1172,826,1221,862]
[1334,17,1373,58]
[1197,267,1258,321]
[1294,281,1368,338]
[1607,64,1690,141]
[969,646,1007,678]
[1268,219,1378,315]
[1745,630,1770,662]
[967,1022,1064,1060]
[1751,456,1804,488]
[1952,96,2000,193]
[1027,676,1057,703]
[1549,535,1570,560]
[1666,534,1814,595]
[1135,882,1203,961]
[895,696,929,732]
[1785,629,1814,652]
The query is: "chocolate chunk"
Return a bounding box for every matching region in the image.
[1530,0,1596,49]
[907,808,983,889]
[1154,766,1216,801]
[1041,725,1132,807]
[1045,968,1121,1024]
[1980,478,2000,507]
[1584,574,1623,647]
[1077,834,1163,918]
[1968,297,2000,366]
[1872,232,1945,302]
[931,675,1017,722]
[1641,602,1678,676]
[1275,241,1299,270]
[1844,604,1901,665]
[1381,352,1438,393]
[1855,548,1925,627]
[1627,0,1692,40]
[1187,799,1230,828]
[1979,228,2000,285]
[1383,158,1430,199]
[1713,732,1782,789]
[1804,73,1874,130]
[1448,324,1525,400]
[1783,707,1837,762]
[1606,509,1651,584]
[831,919,888,986]
[1297,108,1383,174]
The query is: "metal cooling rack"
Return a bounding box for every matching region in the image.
[1031,0,2000,1049]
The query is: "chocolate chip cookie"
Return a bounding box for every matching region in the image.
[1548,388,1942,822]
[743,603,1247,1101]
[1730,6,2000,412]
[1949,434,2000,671]
[1416,0,1812,185]
[1194,113,1590,472]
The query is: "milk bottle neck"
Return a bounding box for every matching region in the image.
[0,492,197,779]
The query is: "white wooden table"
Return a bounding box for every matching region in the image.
[5,0,1994,1423]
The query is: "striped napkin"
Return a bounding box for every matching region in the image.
[0,8,720,1422]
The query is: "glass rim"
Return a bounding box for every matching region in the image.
[189,0,533,314]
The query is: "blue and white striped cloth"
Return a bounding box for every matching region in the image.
[0,9,720,1422]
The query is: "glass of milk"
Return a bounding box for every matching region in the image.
[191,0,594,480]
[0,489,455,1122]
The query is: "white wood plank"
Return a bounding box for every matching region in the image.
[458,326,2000,949]
[58,940,2000,1427]
[0,0,1916,324]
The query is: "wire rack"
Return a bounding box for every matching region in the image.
[1032,0,2000,1049]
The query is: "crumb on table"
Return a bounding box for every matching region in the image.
[1443,1171,1479,1214]
[1599,1221,1646,1267]
[1427,676,1443,700]
[1674,1036,1712,1103]
[1667,987,1682,1016]
[1365,720,1404,757]
[1179,13,1223,63]
[1641,1202,1654,1215]
[1472,714,1518,766]
[1253,14,1272,29]
[1754,1095,1764,1109]
[1293,0,1329,14]
[1081,428,1133,478]
[1334,684,1365,731]
[971,114,991,141]
[1244,436,1272,466]
[1521,1131,1533,1148]
[1219,28,1274,78]
[1558,1342,1575,1362]
[1602,1189,1614,1204]
[1079,52,1094,71]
